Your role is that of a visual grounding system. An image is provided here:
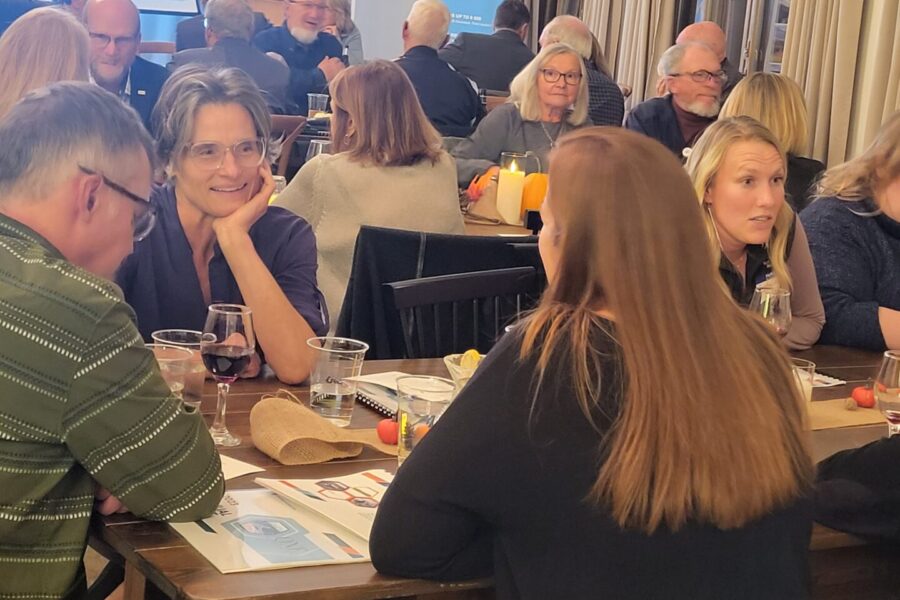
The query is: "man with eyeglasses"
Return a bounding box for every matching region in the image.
[626,42,725,157]
[253,0,344,115]
[0,82,223,599]
[83,0,168,131]
[676,21,743,98]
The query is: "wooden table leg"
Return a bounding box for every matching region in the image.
[123,562,146,600]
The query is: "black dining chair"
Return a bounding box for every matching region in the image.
[385,266,539,359]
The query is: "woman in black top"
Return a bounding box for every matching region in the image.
[370,128,814,599]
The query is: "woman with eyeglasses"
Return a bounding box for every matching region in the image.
[451,43,591,188]
[116,66,328,384]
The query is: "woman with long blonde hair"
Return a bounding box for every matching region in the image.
[370,128,814,599]
[720,73,824,211]
[0,7,90,119]
[686,116,824,350]
[800,112,900,350]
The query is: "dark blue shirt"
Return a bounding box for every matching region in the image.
[116,184,328,341]
[801,196,900,350]
[625,95,686,157]
[395,45,482,138]
[253,26,342,114]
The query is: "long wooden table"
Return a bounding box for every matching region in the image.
[94,348,900,600]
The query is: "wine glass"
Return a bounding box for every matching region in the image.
[749,286,792,337]
[305,139,332,162]
[875,351,900,437]
[201,304,255,447]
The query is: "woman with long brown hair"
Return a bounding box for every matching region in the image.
[370,128,814,599]
[275,60,463,322]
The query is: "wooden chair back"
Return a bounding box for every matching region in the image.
[270,114,307,178]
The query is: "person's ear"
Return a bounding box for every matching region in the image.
[74,171,103,223]
[519,23,529,41]
[402,21,409,41]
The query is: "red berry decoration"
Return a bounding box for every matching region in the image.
[376,419,399,445]
[851,385,876,409]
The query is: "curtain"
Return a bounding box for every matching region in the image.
[783,0,899,165]
[581,0,676,108]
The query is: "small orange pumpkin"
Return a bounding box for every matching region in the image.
[521,173,548,216]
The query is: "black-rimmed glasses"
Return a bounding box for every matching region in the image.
[78,165,156,242]
[540,68,582,86]
[668,69,727,84]
[184,139,266,171]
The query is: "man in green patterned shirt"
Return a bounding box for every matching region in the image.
[0,82,224,599]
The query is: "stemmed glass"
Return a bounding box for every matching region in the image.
[875,351,900,437]
[749,286,792,337]
[201,304,255,447]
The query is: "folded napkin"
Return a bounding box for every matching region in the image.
[250,390,397,465]
[808,398,884,431]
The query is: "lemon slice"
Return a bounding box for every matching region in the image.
[460,349,482,370]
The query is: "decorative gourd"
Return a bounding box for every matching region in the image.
[521,173,548,216]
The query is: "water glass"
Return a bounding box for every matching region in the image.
[790,358,815,403]
[875,351,900,437]
[306,139,332,162]
[749,286,792,337]
[146,344,196,410]
[306,337,369,427]
[151,329,206,410]
[396,376,455,466]
[307,93,329,119]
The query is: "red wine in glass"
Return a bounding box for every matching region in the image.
[201,344,253,383]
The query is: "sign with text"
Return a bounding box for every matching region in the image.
[446,0,503,37]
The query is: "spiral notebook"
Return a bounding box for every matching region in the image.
[347,372,409,418]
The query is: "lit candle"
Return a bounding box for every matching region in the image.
[496,159,525,225]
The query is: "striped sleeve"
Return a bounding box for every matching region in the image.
[62,301,224,522]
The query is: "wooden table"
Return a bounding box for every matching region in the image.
[95,348,900,600]
[463,221,532,237]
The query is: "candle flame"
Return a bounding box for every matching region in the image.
[509,160,519,173]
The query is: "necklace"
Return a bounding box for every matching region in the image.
[540,120,565,148]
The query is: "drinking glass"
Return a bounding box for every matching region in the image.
[307,93,329,119]
[151,329,206,409]
[749,286,792,337]
[201,304,255,447]
[146,343,195,410]
[305,139,332,162]
[396,376,455,466]
[790,358,815,403]
[875,351,900,437]
[306,337,369,427]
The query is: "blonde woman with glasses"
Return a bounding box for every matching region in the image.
[800,112,900,350]
[370,128,813,598]
[0,7,90,119]
[685,116,824,350]
[451,42,590,188]
[116,66,328,384]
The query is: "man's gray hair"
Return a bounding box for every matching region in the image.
[205,0,253,41]
[658,41,714,77]
[540,15,591,60]
[154,66,276,174]
[406,0,450,50]
[0,81,153,202]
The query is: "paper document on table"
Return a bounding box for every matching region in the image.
[808,399,884,430]
[219,454,264,481]
[346,372,411,417]
[813,372,846,387]
[256,469,393,541]
[170,489,370,573]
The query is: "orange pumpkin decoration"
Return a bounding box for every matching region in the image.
[521,173,548,217]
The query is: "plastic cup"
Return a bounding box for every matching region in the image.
[146,344,196,411]
[306,337,369,427]
[307,93,329,119]
[791,358,815,403]
[396,376,455,466]
[151,329,206,410]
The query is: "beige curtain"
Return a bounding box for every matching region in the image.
[581,0,676,108]
[783,0,900,165]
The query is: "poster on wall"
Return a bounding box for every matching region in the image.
[445,0,503,38]
[134,0,199,15]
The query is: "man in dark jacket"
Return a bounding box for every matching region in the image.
[171,0,292,113]
[253,0,343,115]
[438,0,533,92]
[626,42,723,157]
[175,0,270,52]
[395,0,481,137]
[84,0,168,132]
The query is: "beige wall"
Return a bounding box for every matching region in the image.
[248,0,284,25]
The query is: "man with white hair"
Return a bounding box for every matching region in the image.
[0,82,222,599]
[83,0,168,130]
[625,42,725,157]
[171,0,292,113]
[540,15,623,126]
[677,20,743,96]
[395,0,481,137]
[253,0,343,115]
